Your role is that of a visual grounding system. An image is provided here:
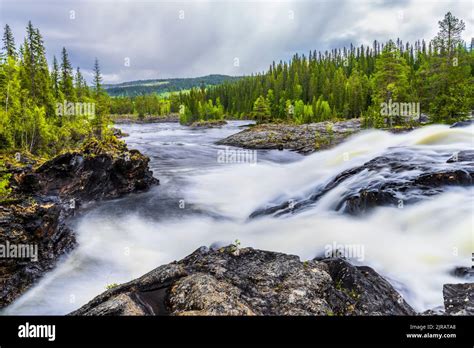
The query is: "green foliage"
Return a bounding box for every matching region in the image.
[0,21,111,157]
[0,160,11,198]
[105,283,119,290]
[175,12,471,127]
[371,40,411,105]
[252,95,270,123]
[362,106,385,128]
[416,13,472,123]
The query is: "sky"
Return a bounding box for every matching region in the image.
[0,0,472,84]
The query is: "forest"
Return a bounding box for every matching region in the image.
[1,12,472,161]
[104,74,241,97]
[176,12,472,126]
[0,21,112,197]
[0,21,110,157]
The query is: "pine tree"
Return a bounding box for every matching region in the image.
[50,55,60,99]
[418,13,472,122]
[93,57,102,94]
[74,67,85,99]
[432,12,466,57]
[2,24,16,58]
[252,96,270,123]
[91,58,109,139]
[371,40,412,125]
[20,23,54,118]
[60,47,74,100]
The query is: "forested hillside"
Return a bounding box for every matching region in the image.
[0,21,113,197]
[0,21,110,157]
[177,12,473,126]
[104,74,241,97]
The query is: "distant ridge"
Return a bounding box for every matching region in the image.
[103,74,241,97]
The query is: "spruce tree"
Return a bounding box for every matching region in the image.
[50,55,60,99]
[93,57,102,94]
[60,47,74,100]
[2,24,16,58]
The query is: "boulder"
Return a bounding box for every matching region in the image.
[250,150,474,218]
[216,119,361,154]
[450,119,474,128]
[70,246,416,316]
[0,139,158,308]
[443,283,474,315]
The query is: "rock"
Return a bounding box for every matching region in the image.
[0,199,76,308]
[450,119,474,128]
[189,120,227,128]
[446,150,474,163]
[250,150,474,218]
[111,114,180,124]
[418,114,430,124]
[450,267,474,280]
[216,119,361,154]
[110,127,129,138]
[70,246,415,316]
[34,139,158,201]
[443,283,474,315]
[320,258,415,315]
[0,139,158,308]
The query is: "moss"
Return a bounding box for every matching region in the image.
[105,283,119,290]
[81,137,127,157]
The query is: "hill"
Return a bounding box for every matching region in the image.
[104,74,241,97]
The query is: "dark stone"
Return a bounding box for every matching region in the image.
[70,246,416,316]
[250,150,474,218]
[443,283,474,315]
[447,150,474,163]
[450,119,474,128]
[0,139,158,308]
[321,258,415,315]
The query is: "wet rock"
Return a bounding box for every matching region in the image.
[443,283,474,315]
[189,120,227,128]
[0,139,158,308]
[321,258,415,315]
[34,139,158,201]
[112,114,180,124]
[110,127,129,138]
[250,150,474,218]
[450,267,474,280]
[0,199,76,308]
[70,246,415,316]
[446,150,474,163]
[217,119,361,154]
[450,119,474,128]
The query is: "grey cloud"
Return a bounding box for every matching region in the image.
[0,0,471,84]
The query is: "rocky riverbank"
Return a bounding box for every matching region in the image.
[216,119,361,154]
[69,245,472,316]
[189,120,227,128]
[111,114,180,124]
[0,139,158,308]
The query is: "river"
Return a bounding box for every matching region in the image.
[3,121,473,314]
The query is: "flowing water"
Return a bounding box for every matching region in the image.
[3,121,473,314]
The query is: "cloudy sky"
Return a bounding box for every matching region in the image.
[0,0,472,84]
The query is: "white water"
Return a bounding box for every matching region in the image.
[3,122,473,314]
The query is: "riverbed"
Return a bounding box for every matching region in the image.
[3,121,472,314]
